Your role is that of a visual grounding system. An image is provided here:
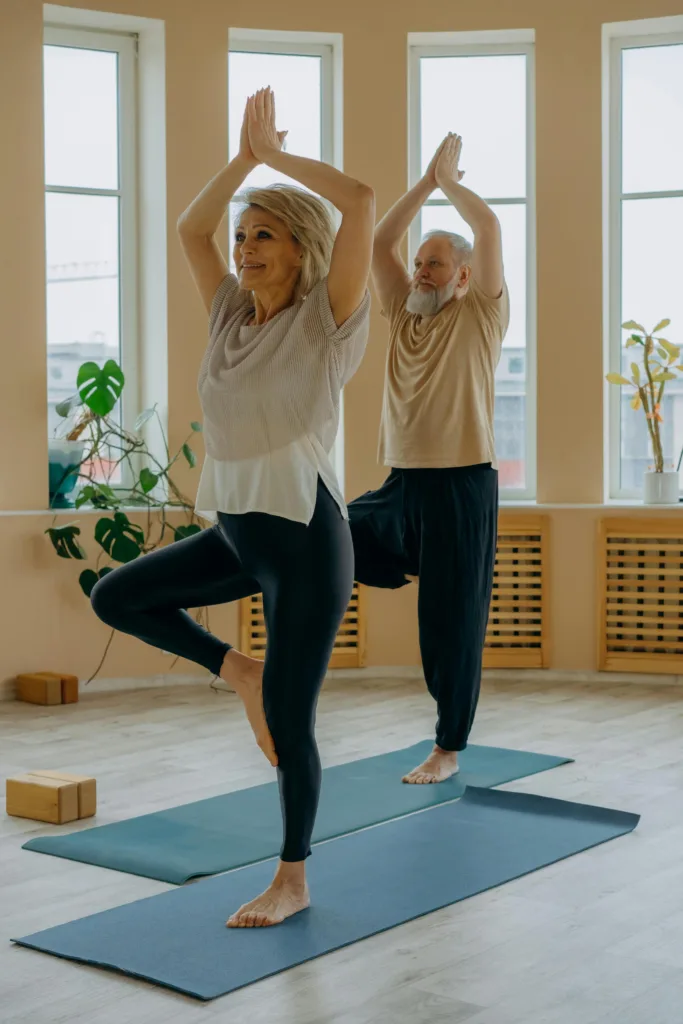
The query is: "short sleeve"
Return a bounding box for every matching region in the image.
[466,278,510,347]
[380,287,410,325]
[304,278,371,386]
[208,274,251,336]
[305,278,371,342]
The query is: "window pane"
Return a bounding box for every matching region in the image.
[44,45,119,190]
[228,51,324,264]
[420,54,526,199]
[420,202,527,490]
[46,192,120,439]
[620,196,683,490]
[228,51,322,191]
[622,44,683,195]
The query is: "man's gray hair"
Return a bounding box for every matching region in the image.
[422,229,473,265]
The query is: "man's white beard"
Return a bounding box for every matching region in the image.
[406,280,457,316]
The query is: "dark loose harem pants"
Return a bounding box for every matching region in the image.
[348,465,498,752]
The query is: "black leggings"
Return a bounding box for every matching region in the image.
[90,479,354,862]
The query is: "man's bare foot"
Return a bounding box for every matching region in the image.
[227,860,310,928]
[402,745,459,784]
[220,649,277,767]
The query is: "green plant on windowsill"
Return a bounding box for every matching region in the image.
[606,318,683,503]
[46,358,209,681]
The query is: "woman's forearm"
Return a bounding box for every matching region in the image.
[374,177,434,250]
[177,155,257,237]
[265,151,373,213]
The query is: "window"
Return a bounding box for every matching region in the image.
[44,26,138,475]
[606,27,683,497]
[228,36,342,477]
[409,36,536,497]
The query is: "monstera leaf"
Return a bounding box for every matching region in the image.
[77,360,125,417]
[94,512,144,563]
[172,524,202,542]
[45,524,87,560]
[79,566,113,597]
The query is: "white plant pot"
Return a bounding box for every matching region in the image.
[643,470,680,505]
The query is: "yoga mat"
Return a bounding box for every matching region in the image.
[13,787,639,1001]
[22,742,572,884]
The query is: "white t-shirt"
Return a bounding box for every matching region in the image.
[195,435,346,526]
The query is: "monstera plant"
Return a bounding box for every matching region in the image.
[47,358,208,679]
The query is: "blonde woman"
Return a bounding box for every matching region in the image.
[91,89,374,926]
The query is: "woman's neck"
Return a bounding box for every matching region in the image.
[251,284,298,325]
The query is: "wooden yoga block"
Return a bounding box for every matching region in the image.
[6,774,79,825]
[16,672,79,705]
[28,771,96,819]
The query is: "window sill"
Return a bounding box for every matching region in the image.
[499,499,682,510]
[0,505,187,517]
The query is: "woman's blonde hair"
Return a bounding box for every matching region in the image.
[233,184,335,301]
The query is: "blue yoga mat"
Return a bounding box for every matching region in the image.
[22,741,572,884]
[13,787,639,1001]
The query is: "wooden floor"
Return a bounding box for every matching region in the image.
[2,673,683,1024]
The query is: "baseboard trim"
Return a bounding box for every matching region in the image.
[2,665,680,703]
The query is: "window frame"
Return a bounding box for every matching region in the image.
[408,39,537,500]
[43,24,140,447]
[606,29,683,500]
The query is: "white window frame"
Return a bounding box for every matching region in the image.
[43,24,140,442]
[228,32,345,483]
[604,23,683,500]
[408,36,537,501]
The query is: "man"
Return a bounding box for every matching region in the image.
[349,133,508,784]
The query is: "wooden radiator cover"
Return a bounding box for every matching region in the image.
[239,517,550,672]
[240,581,365,670]
[599,518,683,675]
[483,514,549,669]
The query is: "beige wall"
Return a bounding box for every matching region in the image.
[1,0,681,683]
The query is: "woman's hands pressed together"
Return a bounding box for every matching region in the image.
[246,88,289,165]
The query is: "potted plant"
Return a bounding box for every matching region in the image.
[46,357,207,680]
[607,318,682,504]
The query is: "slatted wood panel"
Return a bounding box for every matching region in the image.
[599,518,683,674]
[240,582,366,669]
[483,515,550,669]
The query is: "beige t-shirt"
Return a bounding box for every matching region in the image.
[378,279,509,469]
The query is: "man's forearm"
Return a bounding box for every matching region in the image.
[374,177,434,250]
[439,179,498,234]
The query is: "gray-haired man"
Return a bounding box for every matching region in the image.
[349,134,509,784]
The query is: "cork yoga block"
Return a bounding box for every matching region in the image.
[16,673,79,705]
[5,771,96,824]
[6,775,80,825]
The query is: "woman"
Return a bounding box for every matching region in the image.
[91,88,374,927]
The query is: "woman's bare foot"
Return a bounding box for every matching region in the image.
[220,649,277,766]
[227,860,310,928]
[402,745,459,784]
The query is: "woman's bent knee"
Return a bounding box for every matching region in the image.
[90,571,124,627]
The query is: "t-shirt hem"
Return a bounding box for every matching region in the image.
[381,455,498,470]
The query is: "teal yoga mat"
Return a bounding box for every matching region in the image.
[13,788,638,1001]
[22,741,572,884]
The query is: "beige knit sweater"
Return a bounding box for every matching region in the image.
[198,274,371,461]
